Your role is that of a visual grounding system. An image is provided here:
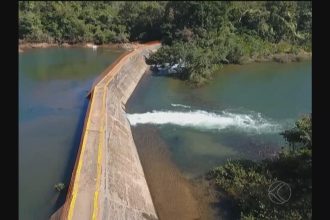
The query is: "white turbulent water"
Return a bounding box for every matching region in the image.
[126,109,283,134]
[170,103,191,108]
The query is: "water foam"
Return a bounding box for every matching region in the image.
[171,103,191,109]
[126,110,282,134]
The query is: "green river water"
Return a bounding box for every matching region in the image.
[126,60,311,219]
[19,47,311,220]
[126,61,311,177]
[19,48,123,220]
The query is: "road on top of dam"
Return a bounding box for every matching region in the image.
[51,41,161,220]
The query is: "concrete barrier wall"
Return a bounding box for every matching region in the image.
[51,42,161,220]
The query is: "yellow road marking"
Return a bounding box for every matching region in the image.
[66,43,160,220]
[67,92,95,220]
[91,87,105,220]
[90,49,138,220]
[90,44,158,219]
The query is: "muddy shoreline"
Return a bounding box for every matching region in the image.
[19,41,311,65]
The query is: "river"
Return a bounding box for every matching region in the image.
[126,60,311,219]
[19,48,123,220]
[19,48,311,219]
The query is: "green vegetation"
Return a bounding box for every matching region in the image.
[208,115,312,219]
[54,182,65,192]
[19,1,166,44]
[146,1,312,85]
[19,1,312,85]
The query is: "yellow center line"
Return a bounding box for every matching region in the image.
[67,43,160,220]
[66,48,136,220]
[91,86,106,220]
[67,92,95,220]
[90,48,140,220]
[90,44,159,219]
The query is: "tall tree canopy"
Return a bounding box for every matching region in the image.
[19,1,312,85]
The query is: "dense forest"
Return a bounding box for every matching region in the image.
[209,115,312,219]
[19,1,312,84]
[19,1,312,46]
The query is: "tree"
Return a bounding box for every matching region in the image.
[281,114,312,151]
[19,1,311,67]
[209,115,312,219]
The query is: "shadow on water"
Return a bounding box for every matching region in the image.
[209,194,240,220]
[131,123,243,220]
[51,96,90,214]
[207,190,240,219]
[126,61,311,220]
[150,68,177,79]
[186,170,241,220]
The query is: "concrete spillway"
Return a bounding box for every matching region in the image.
[51,42,161,220]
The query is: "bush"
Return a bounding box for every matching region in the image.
[275,41,293,53]
[209,115,312,219]
[18,1,311,84]
[113,33,129,43]
[19,1,311,48]
[54,182,65,192]
[25,31,54,43]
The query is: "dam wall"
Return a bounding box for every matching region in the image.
[51,42,161,220]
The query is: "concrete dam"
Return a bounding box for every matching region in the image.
[51,42,161,220]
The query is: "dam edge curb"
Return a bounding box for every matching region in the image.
[50,41,161,220]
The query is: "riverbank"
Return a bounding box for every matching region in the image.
[18,41,312,65]
[18,41,142,53]
[239,50,312,64]
[126,59,311,219]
